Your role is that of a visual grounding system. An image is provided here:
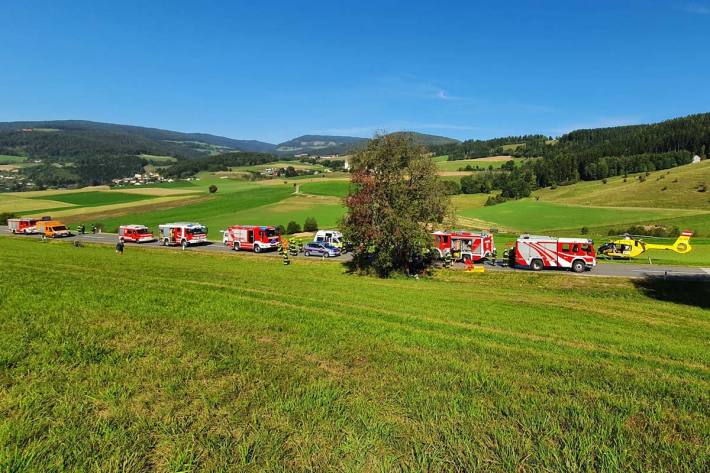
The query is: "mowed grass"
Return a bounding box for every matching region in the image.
[94,186,295,236]
[32,191,156,208]
[233,161,325,172]
[459,199,702,233]
[0,155,27,164]
[298,180,350,198]
[436,156,522,172]
[0,238,708,471]
[0,195,76,213]
[535,160,710,210]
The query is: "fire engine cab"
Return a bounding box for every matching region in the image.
[511,234,596,273]
[7,218,40,234]
[222,225,281,252]
[118,225,155,243]
[158,222,207,248]
[432,230,496,262]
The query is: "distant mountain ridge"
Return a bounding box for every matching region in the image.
[0,120,462,159]
[0,120,276,157]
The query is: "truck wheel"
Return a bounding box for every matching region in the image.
[254,245,261,253]
[233,242,240,251]
[571,260,585,273]
[531,259,543,271]
[304,251,310,256]
[323,252,330,258]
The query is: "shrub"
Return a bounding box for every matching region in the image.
[0,212,18,225]
[602,178,608,184]
[698,182,707,193]
[580,227,589,235]
[303,217,318,232]
[275,224,286,235]
[484,195,508,206]
[208,185,218,194]
[286,221,301,234]
[638,175,646,182]
[440,180,461,195]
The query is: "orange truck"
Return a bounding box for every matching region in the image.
[35,219,72,238]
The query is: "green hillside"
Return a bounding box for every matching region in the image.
[1,238,707,471]
[534,160,710,210]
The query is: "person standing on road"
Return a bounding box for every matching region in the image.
[115,240,124,255]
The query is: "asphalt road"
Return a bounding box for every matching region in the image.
[2,226,709,279]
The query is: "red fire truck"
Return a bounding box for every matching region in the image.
[158,222,208,248]
[7,218,40,234]
[118,225,156,243]
[511,234,596,273]
[222,225,281,252]
[432,230,496,262]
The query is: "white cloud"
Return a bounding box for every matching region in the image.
[683,3,710,14]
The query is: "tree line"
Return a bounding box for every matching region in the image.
[162,152,281,178]
[21,155,146,187]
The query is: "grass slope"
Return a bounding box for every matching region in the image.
[535,160,710,210]
[33,191,156,208]
[458,200,697,233]
[92,186,294,235]
[0,239,707,471]
[435,156,521,172]
[0,155,27,164]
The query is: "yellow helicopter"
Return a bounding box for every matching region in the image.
[598,231,693,259]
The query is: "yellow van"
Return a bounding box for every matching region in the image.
[36,220,72,238]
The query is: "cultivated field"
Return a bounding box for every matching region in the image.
[435,156,523,172]
[0,238,707,471]
[0,155,27,164]
[3,161,709,265]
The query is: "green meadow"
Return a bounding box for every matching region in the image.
[0,155,27,164]
[33,191,156,208]
[458,200,701,233]
[0,238,707,471]
[435,157,523,172]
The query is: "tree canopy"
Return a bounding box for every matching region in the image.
[342,134,451,277]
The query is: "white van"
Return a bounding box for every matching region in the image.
[314,230,344,249]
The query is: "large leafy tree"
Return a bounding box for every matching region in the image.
[342,134,452,277]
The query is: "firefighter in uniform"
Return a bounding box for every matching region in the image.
[443,251,453,269]
[282,239,291,265]
[289,238,300,257]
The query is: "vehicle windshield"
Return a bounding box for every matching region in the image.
[52,225,68,231]
[186,226,206,235]
[136,228,150,234]
[264,229,278,237]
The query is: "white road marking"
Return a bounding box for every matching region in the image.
[632,269,707,276]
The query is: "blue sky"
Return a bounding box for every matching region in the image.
[1,0,709,143]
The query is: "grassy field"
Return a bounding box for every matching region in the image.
[32,191,157,208]
[0,238,707,471]
[138,154,178,164]
[535,160,710,210]
[0,155,27,164]
[435,156,522,172]
[232,161,326,172]
[458,200,701,233]
[298,180,350,198]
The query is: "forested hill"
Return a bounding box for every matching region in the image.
[436,113,710,162]
[0,120,276,159]
[556,113,710,158]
